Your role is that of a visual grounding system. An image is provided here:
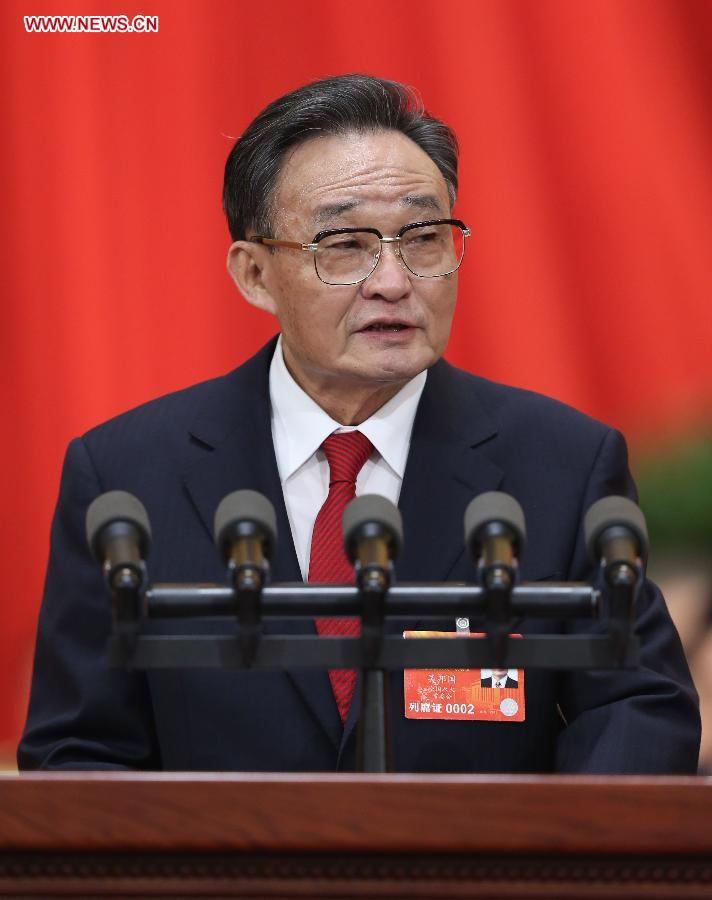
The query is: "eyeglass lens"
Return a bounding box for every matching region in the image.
[314,223,466,285]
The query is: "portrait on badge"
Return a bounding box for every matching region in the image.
[481,669,519,690]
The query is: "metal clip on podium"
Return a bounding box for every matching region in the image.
[86,489,649,772]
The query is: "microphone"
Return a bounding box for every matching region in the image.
[214,490,277,591]
[463,491,526,591]
[584,496,648,586]
[86,490,151,591]
[343,495,403,592]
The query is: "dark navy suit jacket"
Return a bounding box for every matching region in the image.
[18,338,700,773]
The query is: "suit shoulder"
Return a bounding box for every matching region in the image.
[81,371,231,449]
[439,361,612,442]
[80,338,276,455]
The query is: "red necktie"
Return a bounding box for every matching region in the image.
[308,431,373,722]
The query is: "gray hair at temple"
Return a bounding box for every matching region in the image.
[222,74,459,241]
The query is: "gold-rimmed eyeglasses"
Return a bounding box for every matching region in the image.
[248,218,471,286]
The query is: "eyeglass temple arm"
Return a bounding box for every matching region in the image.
[248,236,316,252]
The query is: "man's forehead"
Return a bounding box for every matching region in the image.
[273,130,450,224]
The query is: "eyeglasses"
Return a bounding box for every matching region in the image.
[248,219,471,286]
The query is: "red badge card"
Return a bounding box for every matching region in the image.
[403,631,525,722]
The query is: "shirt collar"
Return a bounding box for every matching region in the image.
[270,335,427,482]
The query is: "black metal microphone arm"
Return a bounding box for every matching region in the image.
[106,577,642,671]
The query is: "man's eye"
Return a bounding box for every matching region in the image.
[321,238,366,252]
[406,230,438,245]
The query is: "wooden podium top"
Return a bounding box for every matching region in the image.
[1,773,710,854]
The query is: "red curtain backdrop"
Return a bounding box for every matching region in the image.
[1,0,711,758]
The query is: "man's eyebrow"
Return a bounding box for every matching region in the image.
[313,200,360,224]
[400,194,444,213]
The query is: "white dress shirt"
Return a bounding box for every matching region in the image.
[269,337,427,580]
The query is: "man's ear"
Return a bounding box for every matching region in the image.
[226,241,278,316]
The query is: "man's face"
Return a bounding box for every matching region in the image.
[492,668,509,681]
[247,130,458,404]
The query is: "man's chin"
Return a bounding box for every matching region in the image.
[350,327,445,373]
[351,348,436,385]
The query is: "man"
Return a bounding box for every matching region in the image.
[19,75,699,773]
[481,669,519,690]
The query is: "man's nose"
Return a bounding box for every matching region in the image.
[360,242,411,300]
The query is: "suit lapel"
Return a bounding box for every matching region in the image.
[397,358,503,582]
[181,338,341,752]
[182,341,293,560]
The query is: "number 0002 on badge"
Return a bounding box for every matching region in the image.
[403,631,525,722]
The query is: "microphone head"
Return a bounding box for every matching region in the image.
[464,491,527,556]
[213,490,277,562]
[342,494,403,562]
[86,490,152,559]
[584,495,649,562]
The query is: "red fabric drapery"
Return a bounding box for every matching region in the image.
[1,0,711,755]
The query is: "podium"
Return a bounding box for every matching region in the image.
[0,774,710,897]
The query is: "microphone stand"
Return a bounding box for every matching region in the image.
[356,562,391,774]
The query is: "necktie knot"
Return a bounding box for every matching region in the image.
[322,431,373,485]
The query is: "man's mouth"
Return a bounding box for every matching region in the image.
[361,322,410,332]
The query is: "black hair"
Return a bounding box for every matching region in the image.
[222,74,459,241]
